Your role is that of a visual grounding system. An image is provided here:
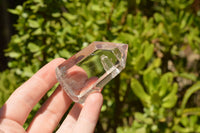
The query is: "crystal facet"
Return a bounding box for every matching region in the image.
[56,41,128,103]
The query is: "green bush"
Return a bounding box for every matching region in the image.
[1,0,200,132]
[0,70,20,106]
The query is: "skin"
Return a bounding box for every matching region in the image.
[0,58,103,133]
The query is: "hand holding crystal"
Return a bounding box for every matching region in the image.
[0,58,103,133]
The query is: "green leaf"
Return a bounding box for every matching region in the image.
[158,72,174,97]
[189,115,198,128]
[118,33,135,44]
[173,125,191,133]
[58,49,72,58]
[134,112,153,124]
[127,14,134,28]
[134,55,146,71]
[32,28,42,35]
[134,112,145,121]
[131,78,150,105]
[144,58,161,73]
[143,70,159,94]
[170,23,180,39]
[154,13,164,22]
[180,116,188,127]
[28,19,40,28]
[8,5,23,15]
[6,52,21,58]
[144,43,154,61]
[62,12,77,21]
[8,9,20,15]
[183,107,200,116]
[22,66,34,77]
[179,72,197,81]
[134,126,146,133]
[91,5,101,12]
[151,93,161,106]
[162,83,178,108]
[52,12,61,18]
[28,42,40,52]
[181,82,200,111]
[0,70,19,106]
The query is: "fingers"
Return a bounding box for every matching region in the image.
[73,93,103,133]
[56,103,83,133]
[26,86,72,133]
[0,57,103,133]
[0,58,65,125]
[57,76,103,133]
[57,93,103,133]
[26,65,89,132]
[0,118,26,133]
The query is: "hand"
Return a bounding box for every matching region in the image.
[0,58,103,133]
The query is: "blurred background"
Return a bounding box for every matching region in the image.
[0,0,25,71]
[0,0,200,132]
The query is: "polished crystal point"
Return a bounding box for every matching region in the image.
[56,41,128,103]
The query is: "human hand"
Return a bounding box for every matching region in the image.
[0,58,103,133]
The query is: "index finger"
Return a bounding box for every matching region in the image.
[0,58,65,125]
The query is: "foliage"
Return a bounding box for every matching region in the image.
[0,70,19,106]
[1,0,200,132]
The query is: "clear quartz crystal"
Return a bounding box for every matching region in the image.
[56,41,128,103]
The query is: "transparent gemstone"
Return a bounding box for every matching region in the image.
[56,41,128,103]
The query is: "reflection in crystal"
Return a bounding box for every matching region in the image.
[56,42,128,103]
